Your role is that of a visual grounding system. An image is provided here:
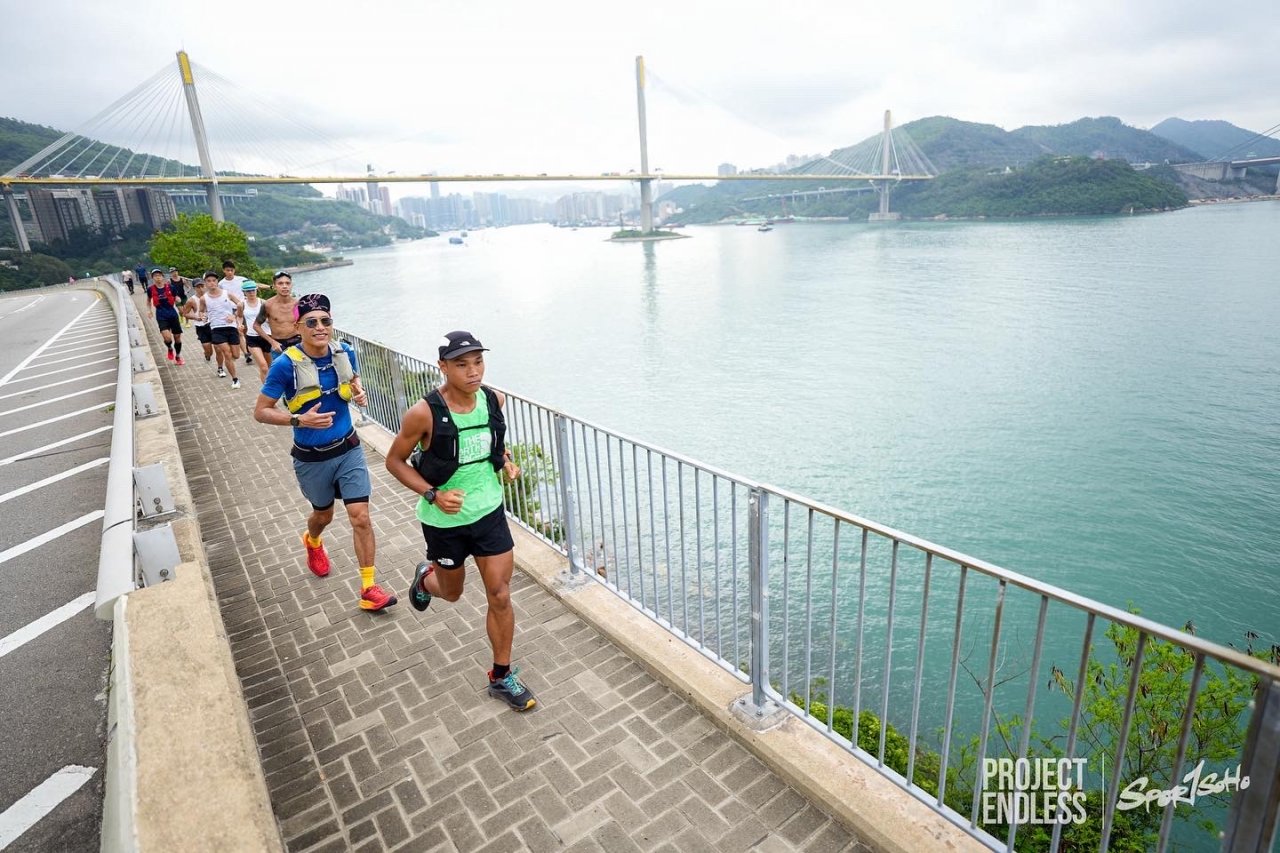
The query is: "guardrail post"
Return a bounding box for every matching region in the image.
[384,353,409,427]
[132,382,160,418]
[553,414,585,578]
[732,487,784,728]
[1223,678,1280,852]
[749,487,770,709]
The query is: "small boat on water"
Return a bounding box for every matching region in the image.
[449,236,464,244]
[758,224,773,232]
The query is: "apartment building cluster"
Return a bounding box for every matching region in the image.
[20,186,176,246]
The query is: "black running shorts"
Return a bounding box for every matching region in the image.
[420,505,514,570]
[245,334,271,351]
[194,324,212,344]
[156,312,181,335]
[211,326,239,345]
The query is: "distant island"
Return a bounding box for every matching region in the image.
[659,116,1278,224]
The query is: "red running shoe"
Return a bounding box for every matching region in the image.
[302,532,330,577]
[359,584,398,611]
[166,350,175,361]
[175,356,185,366]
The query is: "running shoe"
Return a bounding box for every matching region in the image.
[359,584,398,611]
[216,366,226,378]
[245,354,252,364]
[175,356,185,366]
[231,378,241,389]
[488,667,537,711]
[166,350,175,361]
[409,561,433,612]
[302,532,330,577]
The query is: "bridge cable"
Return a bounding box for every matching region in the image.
[1209,122,1280,162]
[113,73,179,179]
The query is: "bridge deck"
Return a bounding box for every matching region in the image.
[143,299,863,853]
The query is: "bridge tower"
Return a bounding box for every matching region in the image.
[869,110,901,222]
[176,51,224,222]
[635,56,654,234]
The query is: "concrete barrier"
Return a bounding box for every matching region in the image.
[98,283,281,852]
[354,417,984,853]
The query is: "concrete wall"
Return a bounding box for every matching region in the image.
[97,281,281,852]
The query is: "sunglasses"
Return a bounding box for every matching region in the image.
[303,316,333,329]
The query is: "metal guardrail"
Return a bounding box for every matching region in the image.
[92,276,140,619]
[92,275,180,619]
[340,327,1280,852]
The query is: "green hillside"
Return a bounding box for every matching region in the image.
[0,115,426,265]
[1011,116,1202,164]
[1150,117,1280,161]
[895,156,1187,217]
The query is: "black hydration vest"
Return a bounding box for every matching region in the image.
[412,386,506,487]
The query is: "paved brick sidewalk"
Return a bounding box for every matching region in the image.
[145,316,864,852]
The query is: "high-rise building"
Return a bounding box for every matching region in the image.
[378,186,393,218]
[93,189,131,235]
[337,185,367,205]
[125,188,176,231]
[27,188,101,245]
[718,163,738,176]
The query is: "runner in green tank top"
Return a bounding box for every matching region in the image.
[385,330,538,711]
[415,389,503,528]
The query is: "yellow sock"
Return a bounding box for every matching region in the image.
[305,533,322,547]
[359,566,375,590]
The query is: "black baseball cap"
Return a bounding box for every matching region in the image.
[273,270,291,281]
[438,331,488,360]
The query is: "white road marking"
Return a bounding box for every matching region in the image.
[26,350,114,370]
[0,370,115,401]
[5,358,116,385]
[0,592,95,659]
[40,340,114,356]
[11,295,46,314]
[0,426,113,467]
[0,511,104,568]
[0,298,36,318]
[55,327,115,342]
[0,401,113,440]
[0,298,102,387]
[0,383,115,420]
[0,764,97,847]
[0,458,108,505]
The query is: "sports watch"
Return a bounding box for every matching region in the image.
[424,488,437,504]
[289,415,300,427]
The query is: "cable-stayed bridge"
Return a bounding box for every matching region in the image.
[2,53,937,250]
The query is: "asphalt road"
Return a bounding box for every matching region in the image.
[0,289,117,852]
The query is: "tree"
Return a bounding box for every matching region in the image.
[149,213,265,281]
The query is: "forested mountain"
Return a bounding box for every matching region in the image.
[1010,117,1202,164]
[0,116,425,253]
[1149,117,1280,161]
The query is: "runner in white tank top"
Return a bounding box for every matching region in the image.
[204,280,243,388]
[181,274,218,366]
[239,281,271,383]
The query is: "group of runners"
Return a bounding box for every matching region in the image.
[142,260,301,387]
[140,269,537,712]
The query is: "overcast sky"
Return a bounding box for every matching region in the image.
[2,0,1277,192]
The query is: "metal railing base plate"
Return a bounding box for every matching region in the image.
[731,695,788,732]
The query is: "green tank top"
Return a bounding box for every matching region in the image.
[416,390,503,528]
